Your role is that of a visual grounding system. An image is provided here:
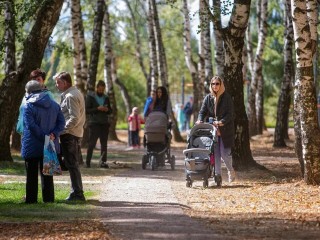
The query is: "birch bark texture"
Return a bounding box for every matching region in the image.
[273,0,294,147]
[222,0,258,169]
[291,0,320,184]
[104,1,119,141]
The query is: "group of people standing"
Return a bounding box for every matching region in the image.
[19,69,113,204]
[19,69,235,204]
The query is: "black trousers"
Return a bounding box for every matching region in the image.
[86,124,110,164]
[25,157,54,203]
[60,134,84,196]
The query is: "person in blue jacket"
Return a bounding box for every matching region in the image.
[143,90,156,118]
[21,80,65,203]
[16,69,53,135]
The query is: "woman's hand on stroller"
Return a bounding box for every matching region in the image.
[195,120,203,125]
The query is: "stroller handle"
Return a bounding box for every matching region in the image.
[183,148,211,156]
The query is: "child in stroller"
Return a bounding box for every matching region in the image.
[183,120,219,188]
[142,111,175,170]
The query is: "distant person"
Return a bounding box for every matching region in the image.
[54,72,86,201]
[128,107,144,148]
[17,69,53,135]
[143,90,156,118]
[21,80,65,203]
[153,86,171,116]
[85,80,112,168]
[178,104,186,132]
[196,76,236,185]
[183,96,193,131]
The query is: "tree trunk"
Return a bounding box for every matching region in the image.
[4,0,20,151]
[150,0,183,142]
[222,0,262,170]
[71,0,86,93]
[291,0,320,184]
[274,0,294,147]
[182,0,200,120]
[0,0,64,161]
[125,0,149,89]
[212,0,224,77]
[104,2,119,141]
[87,0,105,91]
[202,0,213,93]
[148,0,158,91]
[255,0,268,134]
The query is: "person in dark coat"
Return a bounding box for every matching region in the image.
[85,80,113,168]
[196,76,236,185]
[21,80,65,203]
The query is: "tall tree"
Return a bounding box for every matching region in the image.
[212,0,224,77]
[214,0,262,169]
[182,0,200,120]
[291,0,320,184]
[247,0,268,136]
[150,0,183,141]
[147,0,158,92]
[87,0,105,91]
[201,0,213,92]
[0,0,64,161]
[70,0,87,93]
[273,0,294,147]
[103,1,119,141]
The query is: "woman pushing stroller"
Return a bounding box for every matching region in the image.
[196,76,236,185]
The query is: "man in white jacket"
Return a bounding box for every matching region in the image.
[55,72,86,201]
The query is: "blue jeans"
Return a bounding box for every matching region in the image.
[214,137,233,175]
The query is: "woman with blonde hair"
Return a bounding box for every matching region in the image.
[196,76,236,186]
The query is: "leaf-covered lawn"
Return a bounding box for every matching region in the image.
[171,131,320,239]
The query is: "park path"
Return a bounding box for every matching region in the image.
[97,146,221,240]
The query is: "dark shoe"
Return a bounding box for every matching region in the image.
[66,193,86,201]
[100,162,109,168]
[214,174,222,187]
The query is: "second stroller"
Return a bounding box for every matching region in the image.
[142,111,175,170]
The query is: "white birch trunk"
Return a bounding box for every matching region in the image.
[291,0,320,184]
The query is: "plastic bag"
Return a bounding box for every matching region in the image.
[43,135,62,176]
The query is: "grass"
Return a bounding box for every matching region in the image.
[0,182,96,222]
[0,157,98,223]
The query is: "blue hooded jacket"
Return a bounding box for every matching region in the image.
[21,91,65,159]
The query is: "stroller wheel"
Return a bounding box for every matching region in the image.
[203,179,209,188]
[186,180,192,188]
[142,155,148,170]
[214,175,222,187]
[170,155,175,170]
[150,155,156,171]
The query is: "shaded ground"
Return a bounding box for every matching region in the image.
[1,130,320,239]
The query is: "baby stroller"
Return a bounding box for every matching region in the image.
[142,111,175,170]
[183,122,218,188]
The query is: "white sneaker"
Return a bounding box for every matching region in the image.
[228,170,236,183]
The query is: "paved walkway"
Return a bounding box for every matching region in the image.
[97,148,220,240]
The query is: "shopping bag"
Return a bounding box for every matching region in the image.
[43,135,62,176]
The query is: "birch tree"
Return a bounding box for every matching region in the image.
[274,0,294,147]
[215,0,261,169]
[182,0,200,119]
[247,0,268,136]
[104,1,119,141]
[87,0,105,91]
[291,0,320,184]
[70,0,87,93]
[0,0,64,161]
[212,0,224,77]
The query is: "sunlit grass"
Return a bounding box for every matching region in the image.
[0,182,96,222]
